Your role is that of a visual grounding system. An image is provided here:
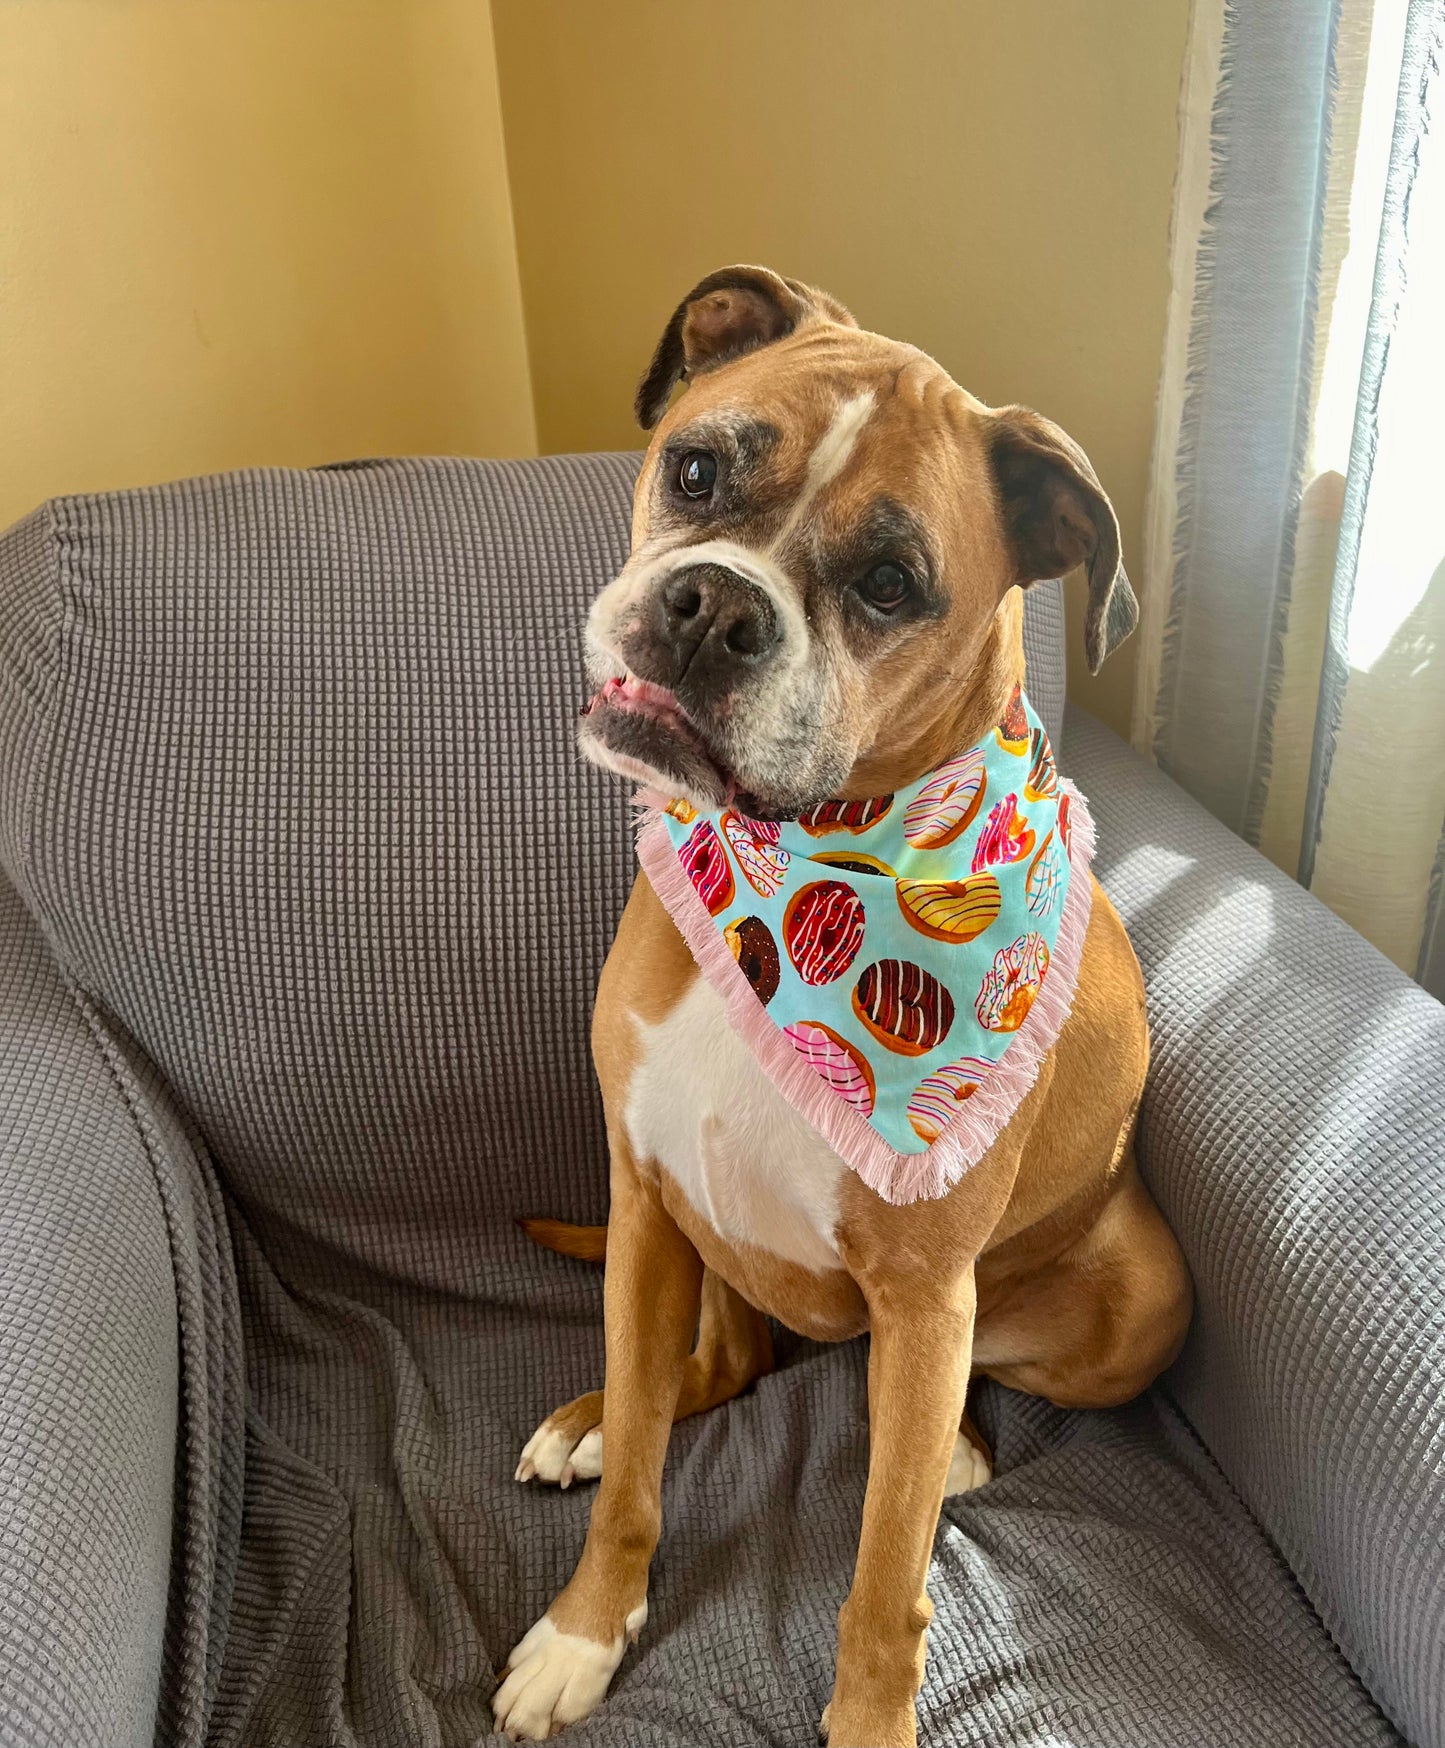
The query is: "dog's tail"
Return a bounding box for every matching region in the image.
[518,1216,608,1264]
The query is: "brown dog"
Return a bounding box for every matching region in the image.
[493,267,1191,1746]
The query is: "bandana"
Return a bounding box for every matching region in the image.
[635,685,1096,1205]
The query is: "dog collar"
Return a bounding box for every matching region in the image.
[635,685,1096,1206]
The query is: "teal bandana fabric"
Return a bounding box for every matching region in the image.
[635,685,1097,1205]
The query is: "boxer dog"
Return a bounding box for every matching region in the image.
[493,267,1191,1746]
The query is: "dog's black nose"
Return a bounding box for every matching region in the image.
[658,563,780,677]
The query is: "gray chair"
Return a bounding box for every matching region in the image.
[0,454,1439,1748]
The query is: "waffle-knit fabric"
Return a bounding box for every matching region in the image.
[0,453,1424,1747]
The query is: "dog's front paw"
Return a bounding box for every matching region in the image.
[492,1606,642,1740]
[515,1417,603,1488]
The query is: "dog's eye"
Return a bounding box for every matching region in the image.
[859,561,912,612]
[677,451,718,499]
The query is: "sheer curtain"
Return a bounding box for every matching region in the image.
[1134,0,1445,996]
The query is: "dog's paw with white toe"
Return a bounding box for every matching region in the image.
[492,1608,642,1740]
[515,1419,603,1488]
[564,1428,603,1482]
[944,1429,993,1495]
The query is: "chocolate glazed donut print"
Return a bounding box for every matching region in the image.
[642,682,1086,1180]
[996,682,1030,753]
[797,794,895,836]
[851,959,955,1057]
[724,916,781,1005]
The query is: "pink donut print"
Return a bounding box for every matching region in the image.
[971,793,1035,872]
[679,818,735,916]
[784,1020,876,1116]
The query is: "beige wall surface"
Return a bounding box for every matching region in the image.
[492,0,1188,731]
[0,0,536,538]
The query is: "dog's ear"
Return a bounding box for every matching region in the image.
[635,265,856,429]
[987,406,1137,674]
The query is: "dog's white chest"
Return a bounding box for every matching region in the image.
[624,976,846,1270]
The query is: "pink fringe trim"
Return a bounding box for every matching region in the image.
[635,779,1098,1205]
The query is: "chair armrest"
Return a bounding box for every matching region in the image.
[0,873,240,1748]
[1064,707,1444,1748]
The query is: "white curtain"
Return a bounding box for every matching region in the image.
[1135,0,1445,996]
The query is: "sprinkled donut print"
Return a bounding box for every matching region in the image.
[784,1020,876,1115]
[907,1056,994,1143]
[971,794,1035,872]
[721,809,790,898]
[852,959,955,1057]
[976,932,1050,1032]
[896,872,1002,944]
[679,818,734,915]
[783,881,867,986]
[1025,830,1065,919]
[725,916,781,1005]
[902,747,987,849]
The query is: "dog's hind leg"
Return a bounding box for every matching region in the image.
[516,1266,773,1487]
[971,1155,1190,1409]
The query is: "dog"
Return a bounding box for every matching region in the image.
[492,266,1192,1747]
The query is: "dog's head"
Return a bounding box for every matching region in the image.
[578,265,1134,817]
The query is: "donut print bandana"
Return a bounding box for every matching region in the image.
[636,686,1097,1205]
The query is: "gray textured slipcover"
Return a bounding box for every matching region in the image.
[0,454,1438,1748]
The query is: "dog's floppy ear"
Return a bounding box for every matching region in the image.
[987,406,1138,674]
[635,265,856,429]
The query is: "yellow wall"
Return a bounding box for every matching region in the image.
[491,0,1189,732]
[0,0,536,538]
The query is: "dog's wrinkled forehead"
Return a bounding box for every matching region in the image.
[633,336,979,604]
[626,264,1136,675]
